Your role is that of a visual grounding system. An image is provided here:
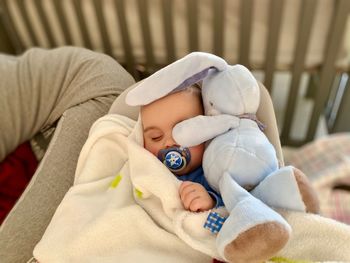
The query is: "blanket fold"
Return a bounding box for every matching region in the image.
[34,114,350,263]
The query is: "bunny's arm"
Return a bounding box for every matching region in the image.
[173,114,239,147]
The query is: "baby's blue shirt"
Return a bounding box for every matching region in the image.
[177,166,224,207]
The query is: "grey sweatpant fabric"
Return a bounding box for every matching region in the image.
[0,47,134,263]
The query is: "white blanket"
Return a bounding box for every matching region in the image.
[33,114,350,263]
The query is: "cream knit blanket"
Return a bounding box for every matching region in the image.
[33,114,350,262]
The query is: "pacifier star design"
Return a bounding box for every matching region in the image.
[165,151,183,170]
[158,146,191,173]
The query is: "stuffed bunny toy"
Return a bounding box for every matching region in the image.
[126,52,319,263]
[173,64,320,262]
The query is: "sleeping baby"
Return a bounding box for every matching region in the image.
[141,84,224,212]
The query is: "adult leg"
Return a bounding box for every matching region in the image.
[0,47,134,262]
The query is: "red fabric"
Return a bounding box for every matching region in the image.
[0,142,38,224]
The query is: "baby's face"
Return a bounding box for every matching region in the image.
[141,89,204,175]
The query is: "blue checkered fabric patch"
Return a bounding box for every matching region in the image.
[203,211,227,234]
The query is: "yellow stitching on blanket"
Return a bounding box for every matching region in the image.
[110,174,122,188]
[135,188,143,199]
[269,257,312,263]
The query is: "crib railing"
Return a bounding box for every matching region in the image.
[0,0,349,146]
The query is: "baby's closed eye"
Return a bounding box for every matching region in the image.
[151,135,163,141]
[146,131,164,141]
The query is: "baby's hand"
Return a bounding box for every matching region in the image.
[179,181,215,212]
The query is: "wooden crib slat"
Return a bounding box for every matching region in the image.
[213,0,224,57]
[72,0,92,49]
[0,0,24,53]
[332,73,350,132]
[93,0,113,56]
[137,0,155,71]
[281,0,317,144]
[264,0,285,93]
[0,11,14,53]
[186,0,198,52]
[53,0,73,45]
[114,0,136,76]
[17,0,39,46]
[34,0,55,47]
[306,0,350,142]
[238,0,253,67]
[162,0,176,64]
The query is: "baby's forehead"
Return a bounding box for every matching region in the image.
[141,86,202,118]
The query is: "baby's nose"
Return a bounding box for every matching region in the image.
[164,136,177,148]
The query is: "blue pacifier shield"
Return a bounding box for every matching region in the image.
[158,147,191,173]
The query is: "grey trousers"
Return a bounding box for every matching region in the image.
[0,47,134,263]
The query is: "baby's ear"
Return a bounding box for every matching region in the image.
[125,52,227,106]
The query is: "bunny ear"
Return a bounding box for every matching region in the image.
[125,52,227,106]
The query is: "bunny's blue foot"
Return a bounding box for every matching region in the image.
[216,196,291,262]
[223,221,290,263]
[216,172,291,262]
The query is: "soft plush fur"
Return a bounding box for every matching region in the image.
[172,61,319,262]
[224,222,290,263]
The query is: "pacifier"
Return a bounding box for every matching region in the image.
[158,146,191,173]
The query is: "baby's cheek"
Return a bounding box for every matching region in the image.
[144,141,160,157]
[190,144,205,167]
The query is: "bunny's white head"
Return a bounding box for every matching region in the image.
[202,65,260,116]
